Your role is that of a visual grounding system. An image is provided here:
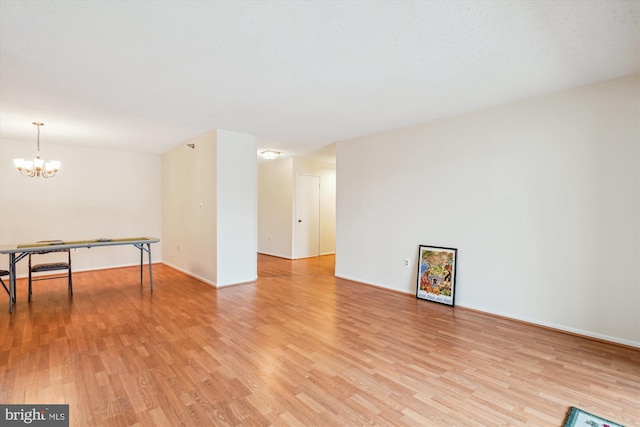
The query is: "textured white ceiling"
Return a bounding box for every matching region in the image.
[1,0,638,158]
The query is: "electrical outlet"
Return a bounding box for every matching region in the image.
[404,258,409,267]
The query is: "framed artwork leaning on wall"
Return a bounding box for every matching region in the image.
[416,245,457,306]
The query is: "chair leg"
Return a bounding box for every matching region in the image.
[28,269,32,302]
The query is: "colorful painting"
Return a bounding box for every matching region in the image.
[416,245,457,306]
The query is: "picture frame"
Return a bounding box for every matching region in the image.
[416,245,457,306]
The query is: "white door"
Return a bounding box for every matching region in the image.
[296,174,320,258]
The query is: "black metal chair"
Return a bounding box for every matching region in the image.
[0,269,14,303]
[28,244,72,301]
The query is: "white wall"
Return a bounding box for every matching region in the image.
[216,129,257,286]
[258,158,294,258]
[162,131,217,283]
[0,140,162,276]
[336,74,639,346]
[258,157,336,259]
[161,129,257,287]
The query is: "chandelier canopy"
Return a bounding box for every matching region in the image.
[14,122,61,178]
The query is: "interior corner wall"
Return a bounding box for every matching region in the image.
[216,129,257,287]
[335,74,640,346]
[0,140,162,276]
[258,158,294,258]
[161,131,217,285]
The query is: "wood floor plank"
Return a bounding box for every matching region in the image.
[1,254,638,426]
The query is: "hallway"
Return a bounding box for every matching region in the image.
[257,253,335,279]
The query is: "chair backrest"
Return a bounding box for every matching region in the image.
[27,241,73,300]
[29,241,71,268]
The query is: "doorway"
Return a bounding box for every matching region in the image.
[295,174,320,258]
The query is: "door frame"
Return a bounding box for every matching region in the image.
[294,173,321,259]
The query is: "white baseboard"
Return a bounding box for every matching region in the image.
[216,279,257,288]
[459,303,640,349]
[335,274,414,295]
[160,262,216,287]
[335,274,639,348]
[7,262,158,280]
[257,251,293,259]
[258,251,336,259]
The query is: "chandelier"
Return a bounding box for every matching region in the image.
[13,122,61,178]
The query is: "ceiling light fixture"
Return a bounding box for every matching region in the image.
[14,122,61,178]
[260,150,280,160]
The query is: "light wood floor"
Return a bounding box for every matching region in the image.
[1,254,638,426]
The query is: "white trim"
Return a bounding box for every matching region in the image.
[459,303,640,349]
[257,251,293,260]
[216,279,257,289]
[335,274,640,348]
[8,262,156,280]
[161,262,216,287]
[294,173,321,259]
[335,274,414,295]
